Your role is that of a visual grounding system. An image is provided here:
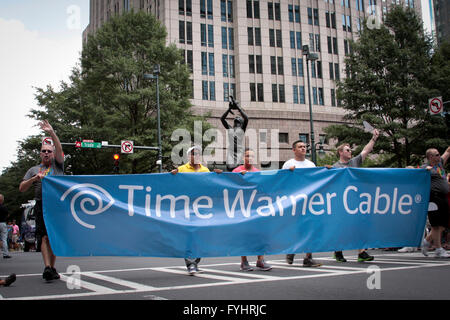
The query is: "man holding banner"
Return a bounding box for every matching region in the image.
[171,145,222,274]
[283,140,321,267]
[421,146,450,258]
[19,120,64,281]
[331,128,379,263]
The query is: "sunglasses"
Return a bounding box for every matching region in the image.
[41,150,53,154]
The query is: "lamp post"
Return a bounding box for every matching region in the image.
[302,45,319,164]
[144,64,162,173]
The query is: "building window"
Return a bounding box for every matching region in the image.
[221,0,233,22]
[331,88,336,106]
[279,133,289,144]
[221,27,233,50]
[257,83,264,101]
[246,0,260,19]
[299,133,309,144]
[256,55,263,74]
[250,83,256,101]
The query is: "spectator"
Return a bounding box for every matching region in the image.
[331,128,379,262]
[232,149,272,271]
[421,147,450,258]
[171,146,222,275]
[283,140,322,267]
[0,194,11,259]
[19,120,64,281]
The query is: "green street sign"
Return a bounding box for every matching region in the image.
[81,142,102,149]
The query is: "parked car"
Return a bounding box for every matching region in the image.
[21,200,37,252]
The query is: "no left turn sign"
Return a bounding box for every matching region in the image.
[121,140,134,154]
[429,96,443,115]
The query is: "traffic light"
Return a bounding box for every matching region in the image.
[113,154,120,173]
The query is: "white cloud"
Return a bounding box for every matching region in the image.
[0,18,82,171]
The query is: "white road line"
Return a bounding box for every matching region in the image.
[59,274,118,294]
[152,267,249,282]
[82,272,157,291]
[198,267,282,280]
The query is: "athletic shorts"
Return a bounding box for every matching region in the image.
[34,200,48,238]
[428,192,450,228]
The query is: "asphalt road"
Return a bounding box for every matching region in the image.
[1,249,450,303]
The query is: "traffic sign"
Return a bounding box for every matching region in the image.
[429,96,443,115]
[81,142,102,149]
[121,140,134,154]
[42,137,53,146]
[75,141,82,148]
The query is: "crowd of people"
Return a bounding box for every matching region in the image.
[1,119,449,287]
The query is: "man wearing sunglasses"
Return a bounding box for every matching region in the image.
[421,147,450,258]
[332,128,379,263]
[19,120,64,281]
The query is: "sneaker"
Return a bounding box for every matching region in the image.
[303,257,322,267]
[3,273,16,287]
[434,248,449,258]
[187,264,198,275]
[358,251,374,262]
[334,251,347,262]
[421,239,430,257]
[3,255,11,259]
[43,266,54,281]
[398,247,415,253]
[240,260,254,271]
[286,254,295,265]
[256,260,272,271]
[51,268,60,280]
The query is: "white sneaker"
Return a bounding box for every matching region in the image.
[435,248,449,258]
[421,239,430,256]
[398,247,415,253]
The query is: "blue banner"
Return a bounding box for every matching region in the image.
[42,168,430,257]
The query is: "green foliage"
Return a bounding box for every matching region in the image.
[326,5,449,168]
[0,11,213,218]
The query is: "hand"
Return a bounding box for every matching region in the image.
[289,166,295,171]
[213,169,223,174]
[170,169,178,175]
[240,170,247,175]
[371,129,379,141]
[324,165,332,169]
[39,120,54,134]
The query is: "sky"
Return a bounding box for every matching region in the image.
[0,0,434,173]
[0,0,89,172]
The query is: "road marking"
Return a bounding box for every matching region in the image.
[3,253,450,300]
[82,272,157,291]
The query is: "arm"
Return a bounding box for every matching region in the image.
[19,174,42,193]
[360,129,379,161]
[442,146,450,166]
[40,120,64,164]
[236,106,249,131]
[220,109,231,129]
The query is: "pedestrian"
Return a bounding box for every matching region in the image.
[331,128,379,262]
[232,149,272,271]
[283,140,322,267]
[171,145,222,275]
[11,220,20,251]
[0,274,16,287]
[420,147,450,258]
[19,120,64,281]
[0,194,12,259]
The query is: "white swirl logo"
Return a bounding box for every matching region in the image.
[60,183,115,229]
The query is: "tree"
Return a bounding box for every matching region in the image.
[30,10,212,174]
[325,5,448,167]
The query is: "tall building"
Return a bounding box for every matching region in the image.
[83,0,422,168]
[433,0,450,45]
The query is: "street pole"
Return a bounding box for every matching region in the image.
[303,45,318,164]
[144,64,163,173]
[155,64,162,173]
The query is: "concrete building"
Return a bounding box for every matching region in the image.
[83,0,422,168]
[433,0,450,45]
